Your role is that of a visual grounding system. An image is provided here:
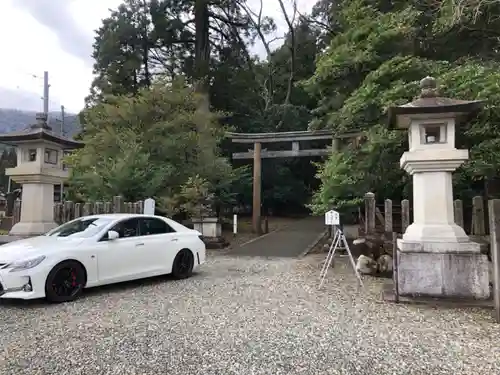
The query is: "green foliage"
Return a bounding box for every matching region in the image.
[174,175,215,218]
[307,0,500,212]
[304,1,421,130]
[84,0,326,215]
[440,62,500,195]
[82,0,500,217]
[88,0,256,105]
[67,79,235,214]
[262,159,310,210]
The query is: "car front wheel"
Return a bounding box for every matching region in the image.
[172,249,194,279]
[45,260,86,303]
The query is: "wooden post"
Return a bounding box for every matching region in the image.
[472,196,485,235]
[13,200,21,225]
[392,231,399,303]
[401,199,410,233]
[384,199,393,233]
[252,142,262,234]
[94,202,104,215]
[364,192,375,234]
[83,202,92,217]
[488,199,500,323]
[53,203,63,224]
[113,196,124,214]
[453,199,464,228]
[63,201,74,223]
[332,138,340,152]
[74,203,81,218]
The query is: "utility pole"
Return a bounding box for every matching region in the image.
[43,71,49,118]
[59,104,65,202]
[60,105,65,136]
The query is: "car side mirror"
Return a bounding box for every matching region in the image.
[107,230,119,240]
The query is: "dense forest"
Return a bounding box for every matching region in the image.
[43,0,500,215]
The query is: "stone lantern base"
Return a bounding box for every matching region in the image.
[191,217,228,249]
[397,239,490,299]
[9,221,58,238]
[8,181,59,237]
[192,217,221,238]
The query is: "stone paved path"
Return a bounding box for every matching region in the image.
[228,216,325,257]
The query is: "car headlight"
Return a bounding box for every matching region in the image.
[8,255,46,273]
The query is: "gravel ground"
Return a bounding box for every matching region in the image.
[1,252,499,375]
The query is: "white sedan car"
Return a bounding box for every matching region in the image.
[0,214,206,303]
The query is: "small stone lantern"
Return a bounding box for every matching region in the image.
[388,77,490,299]
[0,113,83,237]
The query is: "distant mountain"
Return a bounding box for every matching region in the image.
[0,108,81,138]
[0,87,49,112]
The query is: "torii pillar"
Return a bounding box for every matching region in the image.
[252,142,262,234]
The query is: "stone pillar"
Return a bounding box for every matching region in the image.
[252,142,262,234]
[402,154,469,243]
[9,180,58,237]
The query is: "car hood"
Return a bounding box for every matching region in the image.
[0,236,84,263]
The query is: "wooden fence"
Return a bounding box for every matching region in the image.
[12,196,145,226]
[363,192,500,323]
[361,192,489,239]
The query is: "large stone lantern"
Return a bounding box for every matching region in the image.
[0,113,83,237]
[388,76,490,299]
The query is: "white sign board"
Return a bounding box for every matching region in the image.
[143,198,155,215]
[324,210,340,226]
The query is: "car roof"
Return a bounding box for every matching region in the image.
[80,213,162,220]
[75,213,191,232]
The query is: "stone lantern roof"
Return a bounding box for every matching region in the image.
[388,76,483,129]
[0,112,84,149]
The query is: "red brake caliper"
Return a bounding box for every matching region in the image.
[71,270,77,287]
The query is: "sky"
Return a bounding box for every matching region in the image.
[0,0,314,114]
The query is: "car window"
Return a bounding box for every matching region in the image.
[46,217,113,238]
[108,218,139,239]
[139,218,176,236]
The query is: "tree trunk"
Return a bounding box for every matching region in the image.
[194,0,211,110]
[194,0,216,173]
[278,0,296,106]
[141,0,151,87]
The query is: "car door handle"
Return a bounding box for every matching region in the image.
[171,238,178,242]
[136,243,145,247]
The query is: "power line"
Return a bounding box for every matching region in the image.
[6,68,45,81]
[4,70,68,127]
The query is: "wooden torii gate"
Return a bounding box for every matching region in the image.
[226,129,361,234]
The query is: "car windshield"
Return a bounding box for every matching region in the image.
[46,217,113,238]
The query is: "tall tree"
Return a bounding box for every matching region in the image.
[88,0,158,105]
[306,0,500,213]
[82,0,333,215]
[69,79,232,209]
